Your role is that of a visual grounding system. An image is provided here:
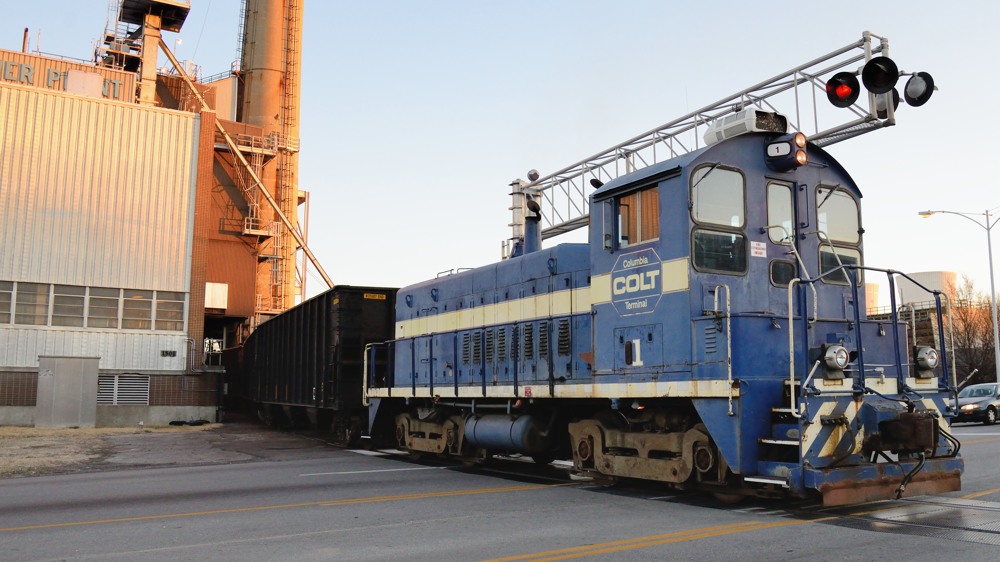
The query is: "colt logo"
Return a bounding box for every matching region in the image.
[611,248,662,315]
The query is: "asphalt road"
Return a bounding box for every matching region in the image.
[1,424,998,561]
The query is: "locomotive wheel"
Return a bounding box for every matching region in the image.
[531,453,556,465]
[461,448,492,468]
[593,474,618,488]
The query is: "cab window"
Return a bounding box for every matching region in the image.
[767,181,794,244]
[693,230,746,273]
[617,186,659,247]
[816,186,862,284]
[816,186,860,244]
[692,167,744,227]
[770,260,797,287]
[691,166,746,274]
[820,247,862,284]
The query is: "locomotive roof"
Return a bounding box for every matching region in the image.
[398,243,589,297]
[591,132,860,200]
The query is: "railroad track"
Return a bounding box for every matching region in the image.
[814,495,1000,546]
[333,434,1000,546]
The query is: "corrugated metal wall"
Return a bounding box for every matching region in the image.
[0,85,198,289]
[0,327,188,371]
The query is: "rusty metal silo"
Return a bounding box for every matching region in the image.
[239,0,303,315]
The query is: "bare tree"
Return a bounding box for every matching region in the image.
[949,276,996,386]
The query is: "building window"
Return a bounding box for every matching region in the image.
[97,374,150,405]
[0,281,185,332]
[155,291,185,331]
[617,186,660,247]
[52,285,86,327]
[122,289,153,330]
[0,281,11,324]
[14,283,50,325]
[88,287,121,328]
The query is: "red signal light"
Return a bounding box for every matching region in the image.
[826,72,860,108]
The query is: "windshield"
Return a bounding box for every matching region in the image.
[958,384,998,398]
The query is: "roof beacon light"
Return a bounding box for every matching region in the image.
[704,109,789,145]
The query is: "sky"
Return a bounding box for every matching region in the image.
[4,0,1000,304]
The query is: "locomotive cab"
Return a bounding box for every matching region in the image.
[583,121,961,504]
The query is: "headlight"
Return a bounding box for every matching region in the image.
[960,404,980,411]
[824,345,850,371]
[916,347,940,370]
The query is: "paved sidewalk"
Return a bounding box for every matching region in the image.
[101,422,335,469]
[0,420,336,478]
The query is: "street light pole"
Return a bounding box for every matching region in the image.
[919,209,1000,382]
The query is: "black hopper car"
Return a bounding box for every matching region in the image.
[224,286,396,445]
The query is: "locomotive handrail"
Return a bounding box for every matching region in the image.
[763,224,819,324]
[362,343,374,407]
[711,284,735,416]
[363,341,396,406]
[785,277,822,418]
[761,225,813,285]
[804,264,958,397]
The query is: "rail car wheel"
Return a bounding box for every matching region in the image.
[258,406,277,428]
[331,416,362,447]
[711,492,745,505]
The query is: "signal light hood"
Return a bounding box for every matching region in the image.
[904,72,935,107]
[861,56,900,94]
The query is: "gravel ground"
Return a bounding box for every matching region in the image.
[0,420,335,479]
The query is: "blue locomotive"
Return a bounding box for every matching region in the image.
[366,110,963,505]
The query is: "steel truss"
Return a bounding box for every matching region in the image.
[526,31,900,241]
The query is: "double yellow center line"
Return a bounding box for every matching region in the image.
[482,518,830,562]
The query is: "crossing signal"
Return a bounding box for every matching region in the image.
[825,56,935,114]
[903,72,935,106]
[826,72,860,108]
[861,57,899,94]
[875,89,899,119]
